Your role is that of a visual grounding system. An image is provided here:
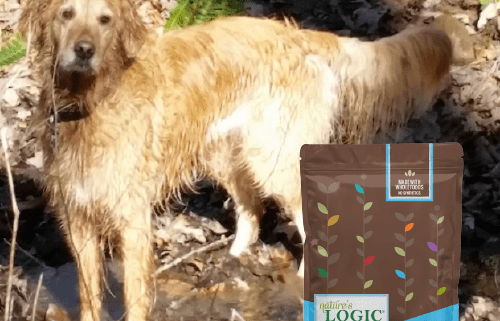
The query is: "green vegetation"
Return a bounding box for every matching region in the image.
[0,32,27,68]
[164,0,244,32]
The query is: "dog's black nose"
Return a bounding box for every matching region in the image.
[74,41,95,60]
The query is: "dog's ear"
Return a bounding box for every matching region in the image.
[18,0,51,51]
[118,0,148,57]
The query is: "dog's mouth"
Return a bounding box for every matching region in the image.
[55,63,96,93]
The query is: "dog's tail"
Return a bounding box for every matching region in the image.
[332,27,453,144]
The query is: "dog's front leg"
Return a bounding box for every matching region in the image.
[66,218,103,321]
[119,198,153,321]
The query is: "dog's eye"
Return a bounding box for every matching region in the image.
[62,8,74,20]
[100,15,111,24]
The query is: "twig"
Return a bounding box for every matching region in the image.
[30,273,44,321]
[3,239,46,268]
[230,308,246,321]
[2,127,21,321]
[154,235,235,277]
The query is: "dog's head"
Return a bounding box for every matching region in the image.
[19,0,147,82]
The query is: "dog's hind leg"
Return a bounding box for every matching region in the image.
[118,197,153,321]
[219,165,266,258]
[66,217,103,321]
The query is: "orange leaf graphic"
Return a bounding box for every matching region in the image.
[405,223,414,232]
[328,215,339,226]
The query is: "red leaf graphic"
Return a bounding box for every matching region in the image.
[364,256,375,266]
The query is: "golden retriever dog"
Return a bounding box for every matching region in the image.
[19,0,452,319]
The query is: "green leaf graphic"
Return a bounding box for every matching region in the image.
[429,258,438,266]
[318,268,328,278]
[364,280,373,289]
[437,287,446,295]
[357,236,364,243]
[437,216,444,224]
[318,203,328,214]
[318,246,328,257]
[406,292,414,301]
[363,202,373,211]
[395,247,406,256]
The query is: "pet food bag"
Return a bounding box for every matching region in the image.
[300,143,463,321]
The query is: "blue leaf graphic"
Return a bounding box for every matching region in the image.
[395,270,406,279]
[355,184,364,194]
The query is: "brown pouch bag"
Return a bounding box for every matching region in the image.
[300,143,463,321]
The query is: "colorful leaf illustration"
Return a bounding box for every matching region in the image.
[437,216,444,224]
[357,196,365,205]
[328,182,340,193]
[328,253,340,265]
[318,246,328,257]
[357,248,364,256]
[395,233,405,242]
[406,239,414,247]
[437,287,446,295]
[364,256,375,266]
[318,203,328,214]
[405,293,414,301]
[406,278,414,286]
[318,182,328,194]
[328,279,338,288]
[364,215,373,224]
[318,268,328,277]
[318,231,328,242]
[364,280,373,289]
[364,231,373,239]
[395,213,406,222]
[328,215,339,226]
[406,259,414,267]
[364,202,373,211]
[429,258,437,266]
[405,223,414,232]
[395,247,406,256]
[328,235,338,245]
[406,213,414,221]
[427,242,438,252]
[395,270,406,279]
[357,236,364,243]
[429,296,437,304]
[355,184,364,194]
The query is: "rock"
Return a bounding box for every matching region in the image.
[432,14,476,65]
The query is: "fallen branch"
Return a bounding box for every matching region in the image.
[155,234,235,277]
